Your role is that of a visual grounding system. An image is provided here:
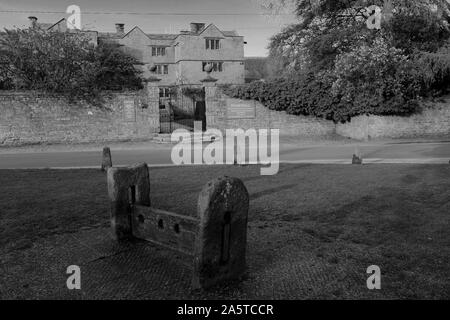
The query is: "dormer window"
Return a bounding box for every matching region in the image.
[151,47,166,56]
[205,38,220,50]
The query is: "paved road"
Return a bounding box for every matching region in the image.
[0,141,449,169]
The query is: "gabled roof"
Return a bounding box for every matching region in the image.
[39,18,93,33]
[145,33,179,40]
[222,31,240,37]
[197,23,224,37]
[38,23,55,30]
[98,32,123,40]
[98,23,241,42]
[35,18,64,31]
[123,26,147,39]
[101,26,177,41]
[46,18,66,30]
[196,23,241,37]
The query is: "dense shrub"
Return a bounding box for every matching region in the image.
[330,37,421,119]
[224,53,421,123]
[412,45,450,96]
[226,33,431,123]
[255,0,450,122]
[0,28,143,104]
[223,74,339,121]
[91,42,143,92]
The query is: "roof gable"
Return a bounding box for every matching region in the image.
[44,18,66,31]
[198,23,225,38]
[222,30,239,37]
[123,26,149,40]
[145,33,178,40]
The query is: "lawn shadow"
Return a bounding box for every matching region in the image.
[250,184,298,201]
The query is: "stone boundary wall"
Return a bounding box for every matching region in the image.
[0,90,159,146]
[207,87,450,140]
[336,101,450,140]
[206,87,336,137]
[2,88,450,146]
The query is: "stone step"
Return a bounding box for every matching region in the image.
[153,134,173,143]
[153,132,222,144]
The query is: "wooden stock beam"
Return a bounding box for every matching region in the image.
[132,206,199,256]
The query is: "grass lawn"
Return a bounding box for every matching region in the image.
[1,164,449,299]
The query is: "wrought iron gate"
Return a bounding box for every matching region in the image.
[195,101,206,132]
[158,88,206,134]
[159,109,174,134]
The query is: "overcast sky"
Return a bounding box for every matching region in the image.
[0,0,297,56]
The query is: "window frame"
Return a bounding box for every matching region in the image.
[202,61,224,72]
[205,38,221,50]
[155,64,169,75]
[159,87,171,98]
[151,46,166,56]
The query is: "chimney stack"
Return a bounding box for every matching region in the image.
[28,16,38,29]
[115,23,125,35]
[190,23,205,33]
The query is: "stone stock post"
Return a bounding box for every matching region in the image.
[201,75,221,131]
[146,78,161,134]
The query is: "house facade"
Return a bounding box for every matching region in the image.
[28,18,245,86]
[20,18,246,133]
[100,22,245,86]
[99,22,246,124]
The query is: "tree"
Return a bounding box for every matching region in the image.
[268,0,450,75]
[330,35,421,117]
[245,57,269,81]
[251,0,297,20]
[91,42,144,91]
[0,28,93,91]
[226,0,450,122]
[256,0,450,119]
[0,28,143,103]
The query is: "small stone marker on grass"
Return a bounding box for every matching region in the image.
[106,163,250,289]
[101,147,112,172]
[352,146,363,165]
[352,154,363,165]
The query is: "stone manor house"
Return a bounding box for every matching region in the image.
[26,17,246,133]
[113,22,245,86]
[29,17,246,86]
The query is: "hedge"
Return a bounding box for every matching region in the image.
[222,72,420,123]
